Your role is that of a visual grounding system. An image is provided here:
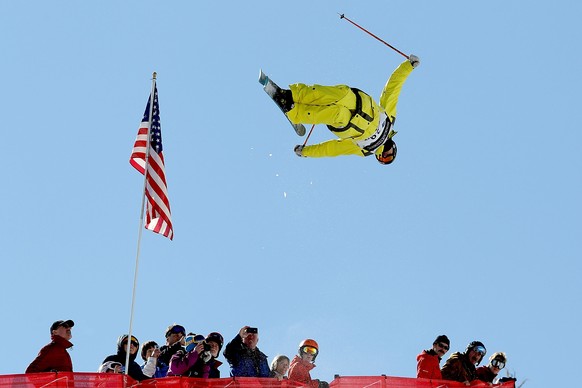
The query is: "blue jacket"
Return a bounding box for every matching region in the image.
[223,334,270,377]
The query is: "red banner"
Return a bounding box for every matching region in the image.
[330,376,515,388]
[0,374,516,388]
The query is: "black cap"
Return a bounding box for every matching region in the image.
[434,335,450,346]
[50,320,74,332]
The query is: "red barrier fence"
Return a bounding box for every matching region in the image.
[329,376,515,388]
[0,374,306,388]
[0,374,516,388]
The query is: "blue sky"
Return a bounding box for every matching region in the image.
[1,1,580,387]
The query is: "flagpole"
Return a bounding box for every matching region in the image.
[125,72,157,376]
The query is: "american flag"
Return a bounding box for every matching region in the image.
[129,84,173,240]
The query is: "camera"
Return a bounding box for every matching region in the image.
[246,327,258,334]
[202,341,211,351]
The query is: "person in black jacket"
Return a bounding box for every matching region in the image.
[223,326,270,377]
[156,323,186,376]
[102,335,150,381]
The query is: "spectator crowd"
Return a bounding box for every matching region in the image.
[26,320,516,386]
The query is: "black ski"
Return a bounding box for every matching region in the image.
[259,70,306,136]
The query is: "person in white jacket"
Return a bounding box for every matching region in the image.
[140,340,162,378]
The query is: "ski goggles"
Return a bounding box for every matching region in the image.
[107,362,122,371]
[377,139,397,165]
[491,359,505,369]
[185,334,206,352]
[473,346,487,356]
[378,150,395,164]
[302,346,318,355]
[166,325,186,337]
[101,361,122,373]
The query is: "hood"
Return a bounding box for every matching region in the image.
[117,349,137,363]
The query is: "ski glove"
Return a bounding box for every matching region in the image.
[294,145,305,157]
[409,54,420,68]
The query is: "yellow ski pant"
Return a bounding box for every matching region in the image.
[286,84,357,129]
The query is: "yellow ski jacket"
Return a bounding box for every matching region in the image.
[294,59,414,158]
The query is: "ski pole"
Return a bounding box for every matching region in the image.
[338,13,409,59]
[303,124,316,146]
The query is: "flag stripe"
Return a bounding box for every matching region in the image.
[129,85,173,240]
[145,181,171,222]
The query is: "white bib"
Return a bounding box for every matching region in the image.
[355,112,392,151]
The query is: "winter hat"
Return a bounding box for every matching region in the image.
[433,335,450,346]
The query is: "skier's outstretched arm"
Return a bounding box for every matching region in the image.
[379,56,418,117]
[299,139,365,158]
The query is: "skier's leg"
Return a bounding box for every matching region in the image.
[290,84,355,106]
[286,84,356,127]
[286,103,352,127]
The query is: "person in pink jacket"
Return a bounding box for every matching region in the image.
[416,334,450,379]
[288,339,328,388]
[168,332,223,378]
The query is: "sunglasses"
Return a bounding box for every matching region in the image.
[491,359,505,369]
[437,343,449,351]
[302,346,318,355]
[122,335,139,347]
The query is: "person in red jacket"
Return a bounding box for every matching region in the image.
[416,334,450,379]
[26,319,74,373]
[288,339,328,388]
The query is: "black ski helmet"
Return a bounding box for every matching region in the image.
[466,341,487,365]
[375,128,398,165]
[206,332,224,353]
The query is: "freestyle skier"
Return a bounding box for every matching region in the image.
[260,55,420,165]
